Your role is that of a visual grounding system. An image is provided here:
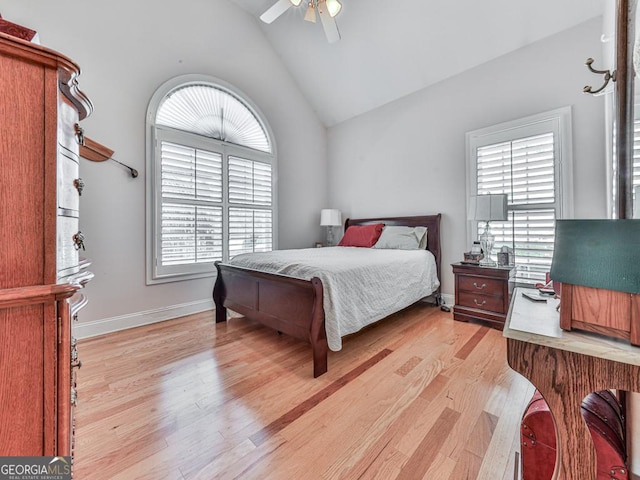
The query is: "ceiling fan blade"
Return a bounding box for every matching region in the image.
[260,0,293,24]
[318,2,340,43]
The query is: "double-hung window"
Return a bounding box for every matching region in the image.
[466,107,573,284]
[146,76,276,284]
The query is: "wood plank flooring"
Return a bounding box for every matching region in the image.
[74,304,535,479]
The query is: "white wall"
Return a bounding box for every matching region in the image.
[0,0,328,334]
[0,4,608,329]
[327,17,607,298]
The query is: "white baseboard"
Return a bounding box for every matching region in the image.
[440,293,454,307]
[421,292,454,307]
[74,299,215,340]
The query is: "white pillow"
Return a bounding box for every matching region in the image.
[373,226,428,250]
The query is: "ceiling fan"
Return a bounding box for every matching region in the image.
[260,0,343,43]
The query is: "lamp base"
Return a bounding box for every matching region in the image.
[479,222,495,267]
[479,258,497,267]
[326,226,336,247]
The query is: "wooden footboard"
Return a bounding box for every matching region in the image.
[213,261,328,377]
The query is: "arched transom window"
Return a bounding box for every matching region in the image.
[146,75,276,284]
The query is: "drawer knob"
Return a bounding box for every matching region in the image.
[71,359,83,370]
[473,299,487,306]
[74,123,85,146]
[74,178,85,196]
[473,282,487,290]
[73,231,85,251]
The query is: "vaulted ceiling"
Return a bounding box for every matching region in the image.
[230,0,604,127]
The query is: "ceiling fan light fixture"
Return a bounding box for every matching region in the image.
[325,0,342,18]
[304,2,317,23]
[260,0,340,42]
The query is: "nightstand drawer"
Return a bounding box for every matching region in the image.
[458,292,505,314]
[458,275,504,296]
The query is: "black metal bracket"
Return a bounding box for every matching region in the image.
[583,58,616,95]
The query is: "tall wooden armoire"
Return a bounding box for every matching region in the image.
[0,31,93,461]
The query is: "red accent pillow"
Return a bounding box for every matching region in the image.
[338,223,384,247]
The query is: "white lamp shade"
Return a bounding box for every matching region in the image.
[468,194,508,222]
[320,209,342,226]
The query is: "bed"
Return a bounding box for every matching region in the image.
[212,214,442,377]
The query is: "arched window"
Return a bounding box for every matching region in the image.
[146,75,276,284]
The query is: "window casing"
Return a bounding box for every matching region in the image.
[466,107,573,284]
[146,75,276,284]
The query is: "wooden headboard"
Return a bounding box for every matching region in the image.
[344,214,442,296]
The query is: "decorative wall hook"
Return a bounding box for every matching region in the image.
[583,58,616,95]
[74,124,139,178]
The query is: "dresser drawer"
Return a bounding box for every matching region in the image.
[58,95,80,154]
[458,275,504,296]
[58,148,81,213]
[458,291,505,314]
[57,216,80,276]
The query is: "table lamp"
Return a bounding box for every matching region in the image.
[320,209,342,246]
[468,194,508,266]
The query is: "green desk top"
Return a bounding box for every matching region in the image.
[550,219,640,294]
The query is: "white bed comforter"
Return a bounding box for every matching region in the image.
[226,247,440,351]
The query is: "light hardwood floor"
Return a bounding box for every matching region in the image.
[74,304,534,479]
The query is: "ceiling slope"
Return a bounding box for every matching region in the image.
[231,0,604,127]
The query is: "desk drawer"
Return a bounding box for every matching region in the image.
[458,275,504,296]
[458,292,505,313]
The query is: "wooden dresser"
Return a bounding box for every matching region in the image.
[452,262,515,328]
[0,32,93,459]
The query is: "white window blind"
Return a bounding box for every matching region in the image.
[156,84,271,153]
[228,157,273,258]
[161,142,222,202]
[146,75,276,284]
[229,156,272,206]
[159,142,223,268]
[477,133,556,283]
[161,204,222,265]
[229,208,273,257]
[635,123,640,182]
[631,119,640,216]
[467,108,572,285]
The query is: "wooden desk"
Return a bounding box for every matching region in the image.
[504,288,640,479]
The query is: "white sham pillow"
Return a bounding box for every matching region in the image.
[373,226,428,250]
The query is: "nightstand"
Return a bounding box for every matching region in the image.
[451,262,516,329]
